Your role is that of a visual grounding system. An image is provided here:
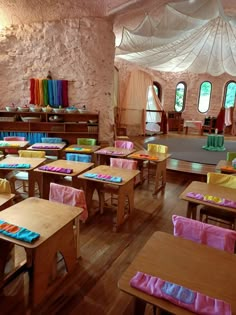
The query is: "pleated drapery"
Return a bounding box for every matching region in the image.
[29,78,69,107]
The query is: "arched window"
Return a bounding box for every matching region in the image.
[198,81,212,113]
[174,82,186,112]
[223,81,236,108]
[153,81,162,101]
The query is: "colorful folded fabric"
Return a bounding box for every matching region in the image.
[129,153,158,160]
[186,192,236,208]
[84,173,122,182]
[0,142,19,147]
[38,165,73,174]
[96,149,125,155]
[32,145,60,149]
[0,163,31,168]
[130,272,231,315]
[65,147,92,152]
[0,220,40,243]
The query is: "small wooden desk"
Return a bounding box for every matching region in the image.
[179,180,236,219]
[0,157,46,197]
[0,197,83,308]
[128,150,171,195]
[0,141,29,156]
[94,146,136,165]
[118,231,236,315]
[63,144,101,162]
[34,159,94,199]
[78,165,140,231]
[27,142,67,159]
[183,120,202,135]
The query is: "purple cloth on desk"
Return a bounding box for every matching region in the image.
[96,149,125,155]
[130,272,231,315]
[186,192,236,208]
[38,165,73,174]
[32,145,60,149]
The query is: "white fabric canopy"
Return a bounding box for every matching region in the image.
[116,0,236,76]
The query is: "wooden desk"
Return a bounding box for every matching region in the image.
[27,142,67,159]
[0,141,29,156]
[128,150,171,195]
[64,144,101,163]
[118,231,236,315]
[183,120,202,135]
[0,157,46,197]
[179,180,236,219]
[0,197,83,308]
[78,165,140,231]
[34,159,94,199]
[94,146,136,165]
[0,193,15,211]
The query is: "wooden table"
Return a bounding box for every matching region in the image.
[179,180,236,219]
[94,146,136,165]
[78,165,140,231]
[128,150,171,195]
[0,156,46,197]
[0,140,29,156]
[0,197,83,308]
[34,159,94,199]
[216,160,236,174]
[63,144,101,163]
[27,142,67,159]
[183,120,202,135]
[118,231,236,315]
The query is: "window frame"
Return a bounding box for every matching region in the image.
[223,80,236,109]
[197,81,212,114]
[174,81,187,112]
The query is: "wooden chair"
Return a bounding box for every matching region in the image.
[146,143,168,184]
[201,117,217,135]
[41,137,63,160]
[8,150,45,195]
[114,140,134,149]
[100,158,138,215]
[0,178,15,211]
[113,124,129,141]
[199,172,236,229]
[77,138,96,145]
[49,183,88,258]
[3,136,26,156]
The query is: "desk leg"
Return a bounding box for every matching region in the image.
[27,221,76,307]
[186,201,198,219]
[153,160,167,196]
[133,297,146,315]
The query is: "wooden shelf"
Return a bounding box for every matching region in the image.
[0,110,99,144]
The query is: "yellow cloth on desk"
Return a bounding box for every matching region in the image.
[0,179,11,194]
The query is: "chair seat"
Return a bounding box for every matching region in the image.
[14,171,29,181]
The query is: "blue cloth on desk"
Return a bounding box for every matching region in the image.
[0,163,31,168]
[0,220,40,243]
[84,173,122,182]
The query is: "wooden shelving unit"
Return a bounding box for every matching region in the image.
[0,110,99,144]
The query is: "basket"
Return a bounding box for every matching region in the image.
[21,116,41,122]
[5,107,17,112]
[18,107,29,112]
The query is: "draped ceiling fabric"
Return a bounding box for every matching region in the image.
[116,0,236,76]
[120,69,163,135]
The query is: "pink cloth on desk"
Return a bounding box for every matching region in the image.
[49,183,88,222]
[130,272,231,315]
[172,215,236,253]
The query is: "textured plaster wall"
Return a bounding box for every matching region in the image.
[115,57,235,123]
[0,18,115,143]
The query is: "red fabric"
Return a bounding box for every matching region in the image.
[30,78,35,104]
[62,80,69,107]
[216,108,225,133]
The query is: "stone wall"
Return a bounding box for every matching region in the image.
[0,18,115,143]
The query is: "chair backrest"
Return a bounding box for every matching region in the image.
[49,183,88,222]
[0,178,11,194]
[77,138,96,145]
[207,172,236,189]
[3,136,26,154]
[227,152,236,162]
[172,215,236,253]
[147,143,168,154]
[41,137,62,143]
[110,158,137,170]
[66,153,92,162]
[18,150,46,158]
[114,140,134,149]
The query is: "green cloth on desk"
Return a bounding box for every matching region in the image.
[202,134,226,151]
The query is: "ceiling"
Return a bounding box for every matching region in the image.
[1,0,236,75]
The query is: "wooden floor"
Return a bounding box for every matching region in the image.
[1,132,234,315]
